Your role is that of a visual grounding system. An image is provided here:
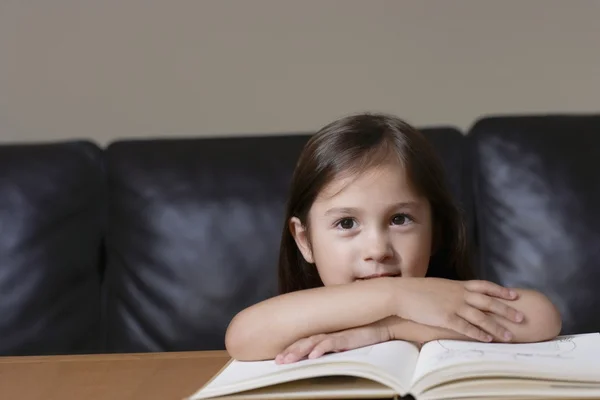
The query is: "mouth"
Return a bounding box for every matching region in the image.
[356,273,401,281]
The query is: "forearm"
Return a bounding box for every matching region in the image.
[387,288,562,344]
[225,278,397,361]
[487,288,562,342]
[384,317,466,344]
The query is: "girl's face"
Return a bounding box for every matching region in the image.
[290,160,434,285]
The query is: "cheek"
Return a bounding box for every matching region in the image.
[310,231,356,286]
[394,231,433,278]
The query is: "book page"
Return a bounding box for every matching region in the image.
[193,376,397,400]
[190,340,419,399]
[411,333,600,388]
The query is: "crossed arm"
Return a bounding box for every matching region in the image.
[225,277,562,362]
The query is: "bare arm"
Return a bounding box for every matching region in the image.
[225,278,397,361]
[225,278,561,361]
[387,289,562,344]
[268,288,563,365]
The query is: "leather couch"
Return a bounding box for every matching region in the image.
[1,114,599,356]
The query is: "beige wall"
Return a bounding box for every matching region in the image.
[1,0,599,145]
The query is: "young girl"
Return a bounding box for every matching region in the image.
[225,113,562,364]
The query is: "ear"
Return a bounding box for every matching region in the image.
[289,216,314,264]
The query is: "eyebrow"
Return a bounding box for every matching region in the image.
[324,201,421,216]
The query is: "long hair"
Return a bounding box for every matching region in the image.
[278,113,473,294]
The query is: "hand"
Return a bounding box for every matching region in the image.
[394,278,524,343]
[274,317,395,364]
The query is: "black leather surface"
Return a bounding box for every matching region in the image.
[469,115,600,335]
[104,135,310,352]
[5,117,600,356]
[0,141,105,355]
[103,128,469,352]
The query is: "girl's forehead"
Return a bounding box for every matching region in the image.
[315,161,419,203]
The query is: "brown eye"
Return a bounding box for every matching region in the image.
[338,218,355,229]
[391,214,411,225]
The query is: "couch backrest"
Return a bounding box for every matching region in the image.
[3,115,600,356]
[103,135,310,352]
[0,141,105,355]
[469,115,600,335]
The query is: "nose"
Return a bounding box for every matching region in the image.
[362,229,394,263]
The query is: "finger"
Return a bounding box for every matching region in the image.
[279,335,326,364]
[308,337,338,359]
[446,313,493,343]
[276,340,308,364]
[458,306,513,342]
[464,280,518,300]
[275,353,285,364]
[465,292,524,323]
[282,338,317,363]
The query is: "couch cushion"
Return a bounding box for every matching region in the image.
[104,135,310,352]
[104,128,468,352]
[469,115,600,335]
[0,141,105,355]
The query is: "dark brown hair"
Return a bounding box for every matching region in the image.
[278,113,473,294]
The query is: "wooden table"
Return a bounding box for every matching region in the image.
[0,350,231,400]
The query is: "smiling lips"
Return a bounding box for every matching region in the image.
[356,272,401,281]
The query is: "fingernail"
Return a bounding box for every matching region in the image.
[486,335,493,342]
[284,354,295,363]
[509,290,517,298]
[515,312,524,322]
[504,331,513,341]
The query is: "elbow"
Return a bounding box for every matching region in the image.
[519,290,563,342]
[224,313,251,361]
[540,296,563,340]
[224,318,240,359]
[224,311,276,362]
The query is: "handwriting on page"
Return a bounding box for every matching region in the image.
[431,335,577,362]
[412,333,600,384]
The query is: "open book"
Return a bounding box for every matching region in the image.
[188,333,600,400]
